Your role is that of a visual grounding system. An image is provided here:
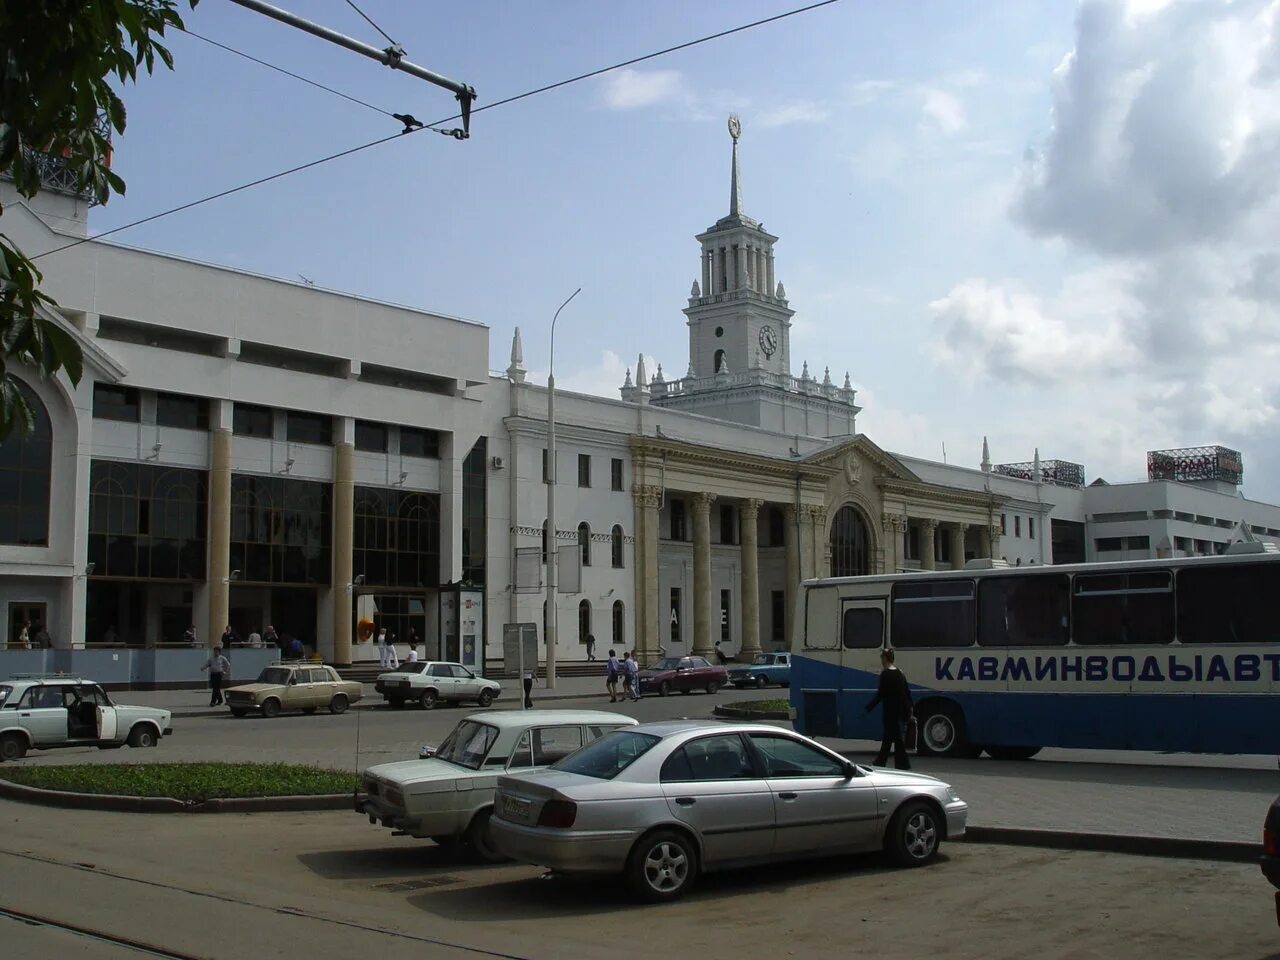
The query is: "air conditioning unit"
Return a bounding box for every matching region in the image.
[491,456,504,470]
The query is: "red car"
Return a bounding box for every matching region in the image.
[637,656,728,697]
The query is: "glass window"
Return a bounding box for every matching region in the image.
[830,506,870,577]
[428,664,452,676]
[352,487,440,588]
[690,657,711,668]
[667,734,756,781]
[719,504,736,545]
[891,580,976,648]
[355,420,387,453]
[230,475,331,585]
[612,600,625,646]
[434,720,499,770]
[509,731,534,768]
[286,411,331,445]
[771,590,785,644]
[841,607,883,649]
[551,730,659,779]
[155,392,208,430]
[1178,563,1280,645]
[532,725,584,765]
[1073,571,1173,645]
[670,500,687,541]
[611,525,624,568]
[448,664,473,679]
[92,384,140,422]
[88,461,208,579]
[0,380,52,546]
[670,588,682,645]
[232,403,273,438]
[577,453,591,488]
[587,723,628,741]
[977,574,1070,647]
[578,599,591,645]
[1014,516,1022,538]
[611,458,624,492]
[1096,538,1123,552]
[1029,518,1036,540]
[1000,514,1007,536]
[748,734,845,777]
[578,522,591,567]
[400,427,439,459]
[768,507,786,548]
[461,437,487,585]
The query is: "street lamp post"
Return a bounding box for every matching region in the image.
[545,287,581,690]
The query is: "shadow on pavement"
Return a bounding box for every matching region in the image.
[297,842,469,880]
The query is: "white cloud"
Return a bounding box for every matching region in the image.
[599,68,685,110]
[756,100,830,128]
[549,350,667,399]
[921,88,966,134]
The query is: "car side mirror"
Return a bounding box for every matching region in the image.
[288,677,297,685]
[843,760,858,779]
[419,744,437,759]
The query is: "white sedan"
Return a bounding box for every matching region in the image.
[373,661,501,710]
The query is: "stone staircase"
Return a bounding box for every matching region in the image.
[336,661,606,684]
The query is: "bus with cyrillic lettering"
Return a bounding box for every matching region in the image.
[790,544,1280,757]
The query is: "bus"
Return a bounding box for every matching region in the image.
[790,543,1280,757]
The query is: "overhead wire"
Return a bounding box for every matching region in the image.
[343,0,399,49]
[31,0,843,262]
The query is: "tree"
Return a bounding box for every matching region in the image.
[0,0,197,438]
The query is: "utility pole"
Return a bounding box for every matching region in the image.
[228,0,476,137]
[545,288,581,690]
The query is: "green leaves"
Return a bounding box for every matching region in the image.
[0,762,358,800]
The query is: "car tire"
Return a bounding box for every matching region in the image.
[388,698,405,710]
[0,734,27,761]
[705,681,722,695]
[126,725,157,749]
[329,694,349,715]
[465,808,507,864]
[916,701,972,758]
[886,800,942,867]
[627,829,699,902]
[986,745,1041,761]
[230,708,247,718]
[659,680,671,697]
[477,689,494,708]
[261,698,281,719]
[755,675,769,688]
[420,689,438,710]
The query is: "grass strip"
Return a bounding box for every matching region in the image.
[723,698,789,713]
[0,763,357,801]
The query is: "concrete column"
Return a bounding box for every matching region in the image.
[739,498,763,658]
[767,252,775,296]
[206,426,232,648]
[988,523,1002,560]
[978,523,992,559]
[691,492,716,658]
[783,504,800,647]
[633,484,661,662]
[921,518,938,571]
[809,506,828,578]
[332,437,354,665]
[951,522,968,569]
[702,250,711,296]
[881,514,898,574]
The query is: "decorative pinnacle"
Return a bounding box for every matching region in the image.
[728,114,743,218]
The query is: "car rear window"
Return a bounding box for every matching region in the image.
[551,730,659,780]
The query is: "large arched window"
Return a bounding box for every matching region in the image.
[830,505,870,578]
[714,348,726,373]
[0,381,52,545]
[578,599,592,645]
[578,522,591,567]
[611,524,624,568]
[612,599,625,647]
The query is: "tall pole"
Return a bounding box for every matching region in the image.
[545,287,581,690]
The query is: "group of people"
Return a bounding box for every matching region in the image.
[13,619,51,649]
[376,626,421,669]
[605,649,642,702]
[184,623,305,659]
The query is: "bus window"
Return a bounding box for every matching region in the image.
[891,580,975,648]
[841,607,883,649]
[1073,571,1173,645]
[977,574,1070,647]
[1176,562,1280,645]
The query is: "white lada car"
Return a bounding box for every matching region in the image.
[357,709,636,860]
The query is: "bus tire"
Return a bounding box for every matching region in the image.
[916,701,972,758]
[987,745,1041,761]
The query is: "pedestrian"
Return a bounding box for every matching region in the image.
[183,624,199,647]
[586,633,597,661]
[376,627,390,668]
[286,635,303,660]
[865,648,913,770]
[248,628,262,648]
[623,651,640,701]
[408,627,420,652]
[200,644,231,707]
[16,619,30,649]
[523,667,534,709]
[606,648,620,702]
[220,624,239,648]
[387,637,400,670]
[264,624,279,650]
[32,621,51,649]
[714,640,727,665]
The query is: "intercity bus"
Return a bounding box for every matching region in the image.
[790,544,1280,757]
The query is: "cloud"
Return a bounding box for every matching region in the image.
[921,88,966,134]
[756,100,830,128]
[599,68,685,110]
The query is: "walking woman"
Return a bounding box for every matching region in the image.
[865,648,913,769]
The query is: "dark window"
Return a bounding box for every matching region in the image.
[230,475,331,585]
[578,454,591,488]
[92,384,140,423]
[670,499,687,541]
[1072,571,1173,645]
[1013,516,1021,538]
[721,589,731,642]
[1095,538,1123,552]
[748,734,845,777]
[232,403,273,439]
[771,590,785,644]
[400,427,439,459]
[768,506,786,548]
[830,506,869,577]
[155,392,208,430]
[286,411,331,445]
[670,587,682,645]
[903,525,920,561]
[1028,518,1036,540]
[1178,562,1280,645]
[841,607,883,649]
[0,381,52,546]
[611,525,624,568]
[578,599,591,645]
[719,504,737,545]
[578,522,591,567]
[1000,514,1007,535]
[612,599,625,646]
[461,437,487,584]
[611,458,624,492]
[355,420,388,453]
[88,461,208,579]
[977,574,1070,647]
[891,579,976,648]
[352,486,441,588]
[664,734,755,782]
[1126,535,1150,551]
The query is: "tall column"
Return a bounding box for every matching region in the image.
[988,523,1002,560]
[951,522,968,569]
[783,504,800,647]
[767,252,775,296]
[633,484,661,662]
[332,437,354,665]
[691,492,716,658]
[206,425,232,649]
[810,506,829,578]
[701,250,711,295]
[881,514,898,574]
[978,524,992,558]
[921,518,938,571]
[739,499,763,658]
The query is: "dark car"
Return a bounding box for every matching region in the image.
[1261,793,1280,924]
[637,656,727,697]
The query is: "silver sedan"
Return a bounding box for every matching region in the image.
[490,720,967,902]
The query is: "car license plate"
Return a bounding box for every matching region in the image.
[501,795,531,822]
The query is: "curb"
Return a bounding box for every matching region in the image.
[0,777,350,814]
[963,825,1259,864]
[713,704,790,721]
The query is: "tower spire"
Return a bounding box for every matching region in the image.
[728,114,743,218]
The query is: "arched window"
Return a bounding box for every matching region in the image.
[613,599,625,646]
[578,522,591,567]
[714,348,726,373]
[611,524,624,568]
[578,599,592,646]
[0,380,52,545]
[830,505,870,578]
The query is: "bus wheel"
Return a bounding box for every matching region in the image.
[916,702,970,758]
[987,746,1041,761]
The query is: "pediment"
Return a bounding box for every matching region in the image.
[803,434,919,484]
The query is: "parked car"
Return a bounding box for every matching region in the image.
[375,661,500,710]
[225,662,362,718]
[727,652,791,689]
[637,657,728,697]
[491,719,967,901]
[0,675,172,760]
[1261,793,1280,925]
[357,709,637,860]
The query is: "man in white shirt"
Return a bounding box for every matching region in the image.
[200,646,231,707]
[406,644,419,663]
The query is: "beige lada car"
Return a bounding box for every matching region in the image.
[225,662,363,718]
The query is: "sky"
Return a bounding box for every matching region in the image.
[83,0,1280,500]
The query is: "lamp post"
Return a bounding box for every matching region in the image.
[545,287,581,690]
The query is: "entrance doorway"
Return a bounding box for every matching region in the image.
[270,587,318,655]
[8,602,47,648]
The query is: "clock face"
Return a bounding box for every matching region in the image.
[759,325,778,357]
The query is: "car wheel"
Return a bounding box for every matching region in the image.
[986,745,1041,761]
[755,675,769,688]
[419,689,438,710]
[627,830,698,902]
[329,694,349,715]
[127,725,157,748]
[659,680,671,697]
[387,698,405,710]
[476,689,494,708]
[705,681,722,695]
[465,809,507,864]
[261,698,281,719]
[230,708,247,718]
[916,701,971,758]
[0,734,27,761]
[886,800,941,867]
